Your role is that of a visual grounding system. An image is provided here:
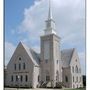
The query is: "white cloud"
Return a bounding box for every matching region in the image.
[17,0,85,48]
[5,42,16,66]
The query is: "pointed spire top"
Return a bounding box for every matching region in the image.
[48,0,52,20]
[44,0,56,35]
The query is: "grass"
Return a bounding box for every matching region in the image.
[64,87,86,90]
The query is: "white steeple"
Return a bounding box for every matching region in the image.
[48,0,52,20]
[44,0,56,35]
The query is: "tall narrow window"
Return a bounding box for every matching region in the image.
[23,63,25,70]
[19,63,21,70]
[25,75,28,82]
[75,65,78,73]
[38,75,40,82]
[73,76,74,82]
[76,76,78,82]
[57,60,58,64]
[79,68,81,73]
[80,77,81,82]
[14,64,16,70]
[65,76,68,82]
[20,75,23,82]
[16,75,18,82]
[11,75,13,82]
[76,59,77,62]
[72,67,74,73]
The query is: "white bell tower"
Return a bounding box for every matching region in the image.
[40,0,62,87]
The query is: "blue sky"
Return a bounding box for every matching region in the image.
[5,0,85,75]
[5,0,34,45]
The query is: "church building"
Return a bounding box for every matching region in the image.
[5,0,83,89]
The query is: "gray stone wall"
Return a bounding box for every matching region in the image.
[62,67,72,88]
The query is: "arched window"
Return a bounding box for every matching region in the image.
[75,65,78,73]
[65,76,68,82]
[72,66,74,73]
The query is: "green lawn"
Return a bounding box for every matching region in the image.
[64,87,86,90]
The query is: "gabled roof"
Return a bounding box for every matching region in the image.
[20,42,40,66]
[29,48,40,65]
[61,48,74,68]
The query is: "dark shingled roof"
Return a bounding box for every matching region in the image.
[29,48,40,65]
[61,48,74,67]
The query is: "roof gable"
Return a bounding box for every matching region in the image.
[7,42,40,67]
[61,48,74,67]
[20,42,40,66]
[70,48,81,67]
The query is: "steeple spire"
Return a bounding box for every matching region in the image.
[48,0,52,20]
[44,0,56,35]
